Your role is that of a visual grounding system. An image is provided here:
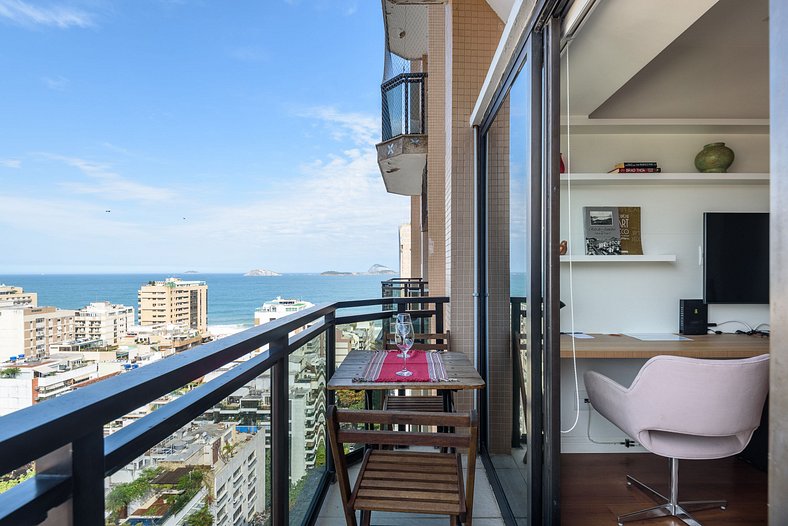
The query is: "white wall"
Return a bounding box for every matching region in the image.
[559,181,770,333]
[0,375,33,416]
[0,309,24,362]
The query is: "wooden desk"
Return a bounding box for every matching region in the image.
[559,333,769,359]
[328,350,485,391]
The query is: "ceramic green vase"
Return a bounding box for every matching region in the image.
[694,142,735,173]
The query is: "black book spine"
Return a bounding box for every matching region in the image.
[620,162,658,168]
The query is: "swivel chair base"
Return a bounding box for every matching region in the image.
[618,459,726,526]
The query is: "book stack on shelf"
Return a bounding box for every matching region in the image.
[608,161,661,173]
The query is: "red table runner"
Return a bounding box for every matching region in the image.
[355,350,449,382]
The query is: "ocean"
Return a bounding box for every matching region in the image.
[0,273,390,330]
[0,272,528,330]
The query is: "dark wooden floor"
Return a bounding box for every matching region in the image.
[561,454,767,525]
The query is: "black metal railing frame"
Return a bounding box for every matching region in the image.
[510,297,527,447]
[381,72,427,142]
[0,296,447,526]
[381,277,428,299]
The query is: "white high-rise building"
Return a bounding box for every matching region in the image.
[254,297,314,326]
[74,302,134,346]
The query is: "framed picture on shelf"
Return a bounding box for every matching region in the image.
[584,206,643,255]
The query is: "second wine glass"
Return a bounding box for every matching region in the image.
[394,318,414,377]
[395,313,413,357]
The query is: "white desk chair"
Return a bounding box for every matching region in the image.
[584,354,769,526]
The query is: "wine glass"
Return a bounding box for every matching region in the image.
[394,318,414,377]
[395,313,413,357]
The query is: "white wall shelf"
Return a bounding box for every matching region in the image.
[560,173,769,185]
[560,255,677,263]
[559,117,770,135]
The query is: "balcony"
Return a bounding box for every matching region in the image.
[1,296,499,526]
[376,73,427,196]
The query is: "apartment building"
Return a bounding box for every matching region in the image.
[202,333,327,487]
[74,301,134,346]
[0,354,113,416]
[111,422,265,526]
[0,285,37,308]
[138,278,208,334]
[211,428,266,526]
[0,305,76,361]
[398,223,412,277]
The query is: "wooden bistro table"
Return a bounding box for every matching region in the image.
[327,349,485,414]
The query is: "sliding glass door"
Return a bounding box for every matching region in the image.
[476,18,562,525]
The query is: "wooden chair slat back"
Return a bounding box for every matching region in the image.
[336,408,470,427]
[384,331,451,351]
[337,430,470,449]
[326,405,478,524]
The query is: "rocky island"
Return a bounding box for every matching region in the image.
[367,264,396,275]
[320,264,397,276]
[244,269,282,277]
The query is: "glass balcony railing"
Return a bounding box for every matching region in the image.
[381,72,426,142]
[0,296,448,526]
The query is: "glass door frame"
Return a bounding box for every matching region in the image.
[474,13,563,526]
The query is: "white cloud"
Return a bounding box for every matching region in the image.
[297,106,379,146]
[0,0,95,28]
[0,159,21,168]
[148,108,406,270]
[1,110,406,273]
[47,155,175,202]
[42,75,69,91]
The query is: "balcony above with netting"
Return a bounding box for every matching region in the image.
[376,0,431,196]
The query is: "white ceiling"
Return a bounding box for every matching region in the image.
[562,0,769,120]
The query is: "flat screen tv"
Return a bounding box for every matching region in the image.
[704,212,769,304]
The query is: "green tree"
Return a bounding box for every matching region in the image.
[105,467,161,524]
[314,443,326,467]
[336,390,364,409]
[184,502,213,526]
[0,467,33,494]
[166,468,209,516]
[0,367,21,379]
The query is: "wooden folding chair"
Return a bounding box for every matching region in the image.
[327,406,478,526]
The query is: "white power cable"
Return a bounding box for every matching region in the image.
[561,40,580,434]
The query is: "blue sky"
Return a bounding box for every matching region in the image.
[0,0,408,274]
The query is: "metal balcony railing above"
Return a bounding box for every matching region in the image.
[381,72,426,142]
[381,277,428,300]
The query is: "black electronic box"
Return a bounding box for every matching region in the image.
[680,299,708,335]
